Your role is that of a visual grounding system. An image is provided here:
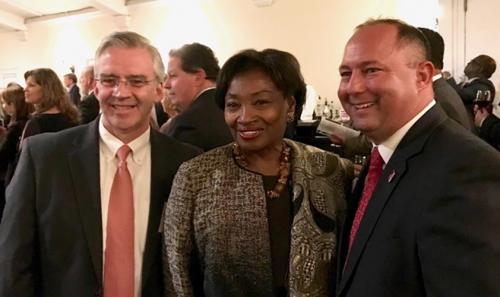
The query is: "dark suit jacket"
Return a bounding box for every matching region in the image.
[0,119,200,297]
[69,84,81,106]
[479,114,500,150]
[164,88,232,151]
[448,77,496,115]
[336,105,500,297]
[78,93,100,124]
[433,77,473,131]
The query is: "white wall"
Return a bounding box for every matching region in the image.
[1,0,443,106]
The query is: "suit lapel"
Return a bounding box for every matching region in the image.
[338,105,448,295]
[67,120,102,282]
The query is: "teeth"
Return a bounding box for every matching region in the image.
[354,103,374,109]
[240,131,260,137]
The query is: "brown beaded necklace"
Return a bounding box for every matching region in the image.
[233,142,292,199]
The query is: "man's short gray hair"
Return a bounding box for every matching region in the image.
[94,31,165,82]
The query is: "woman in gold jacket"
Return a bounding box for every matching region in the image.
[162,49,353,297]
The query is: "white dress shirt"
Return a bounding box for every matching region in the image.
[99,119,151,297]
[378,100,436,164]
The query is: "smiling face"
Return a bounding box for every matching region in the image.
[337,23,433,144]
[94,46,163,143]
[224,69,295,155]
[24,76,44,105]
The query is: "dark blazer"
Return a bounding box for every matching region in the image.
[479,114,500,150]
[78,92,100,124]
[69,84,81,106]
[154,102,168,128]
[0,119,200,297]
[164,88,232,151]
[448,77,496,114]
[336,105,500,297]
[433,77,473,131]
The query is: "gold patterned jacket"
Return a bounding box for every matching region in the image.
[162,139,353,297]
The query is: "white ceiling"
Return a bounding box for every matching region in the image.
[0,0,152,32]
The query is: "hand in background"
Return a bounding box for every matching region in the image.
[329,131,345,146]
[474,105,490,127]
[442,71,452,80]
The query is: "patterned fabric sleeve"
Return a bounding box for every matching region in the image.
[162,161,196,297]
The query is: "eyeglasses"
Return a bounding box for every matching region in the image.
[95,76,156,89]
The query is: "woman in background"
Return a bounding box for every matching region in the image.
[163,49,353,297]
[22,68,79,142]
[0,84,33,216]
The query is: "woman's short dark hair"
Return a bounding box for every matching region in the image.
[215,49,306,118]
[1,85,34,123]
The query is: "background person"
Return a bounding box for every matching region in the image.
[0,85,33,217]
[22,68,79,142]
[78,65,100,124]
[163,42,232,151]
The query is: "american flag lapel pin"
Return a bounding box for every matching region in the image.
[387,170,396,183]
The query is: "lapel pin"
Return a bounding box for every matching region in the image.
[387,170,396,183]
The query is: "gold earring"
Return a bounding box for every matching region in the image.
[287,113,294,123]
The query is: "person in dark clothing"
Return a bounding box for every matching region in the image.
[447,54,496,118]
[64,72,81,106]
[418,27,473,131]
[78,65,100,124]
[474,105,500,150]
[0,85,33,217]
[23,68,79,142]
[163,43,232,151]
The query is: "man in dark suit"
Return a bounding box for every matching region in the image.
[474,104,500,150]
[78,65,100,124]
[163,43,232,151]
[336,19,500,297]
[0,31,200,297]
[419,27,473,131]
[447,54,496,117]
[64,72,81,106]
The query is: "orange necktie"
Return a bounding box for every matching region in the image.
[104,145,134,297]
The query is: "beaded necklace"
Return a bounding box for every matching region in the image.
[233,142,291,199]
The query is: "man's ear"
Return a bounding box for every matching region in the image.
[154,83,163,103]
[194,68,207,84]
[416,61,434,91]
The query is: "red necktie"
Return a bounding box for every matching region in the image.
[104,145,134,297]
[348,146,384,251]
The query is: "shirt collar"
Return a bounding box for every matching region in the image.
[432,73,442,81]
[194,87,215,100]
[376,100,436,164]
[98,118,150,164]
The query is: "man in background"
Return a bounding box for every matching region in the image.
[336,18,500,297]
[419,27,473,131]
[163,42,232,151]
[64,72,81,106]
[78,65,100,124]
